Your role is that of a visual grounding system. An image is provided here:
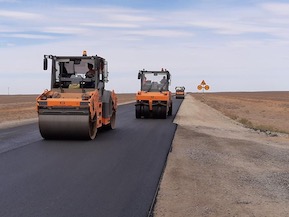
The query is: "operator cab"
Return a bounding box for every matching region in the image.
[54,58,96,88]
[138,69,171,92]
[43,54,108,91]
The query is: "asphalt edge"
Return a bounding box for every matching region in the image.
[147,96,186,217]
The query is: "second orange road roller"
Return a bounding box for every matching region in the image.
[135,69,172,119]
[36,51,117,140]
[175,86,185,99]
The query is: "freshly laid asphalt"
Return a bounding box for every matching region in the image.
[0,98,182,217]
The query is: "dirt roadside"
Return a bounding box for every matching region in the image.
[154,94,289,217]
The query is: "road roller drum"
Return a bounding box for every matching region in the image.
[39,114,97,140]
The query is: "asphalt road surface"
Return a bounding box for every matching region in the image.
[0,98,182,217]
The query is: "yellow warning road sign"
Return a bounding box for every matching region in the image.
[197,80,210,91]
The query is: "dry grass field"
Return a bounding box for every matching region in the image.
[192,91,289,135]
[0,93,135,124]
[1,92,288,134]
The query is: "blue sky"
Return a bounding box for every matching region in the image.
[0,0,289,94]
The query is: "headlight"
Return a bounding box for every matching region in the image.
[40,95,47,100]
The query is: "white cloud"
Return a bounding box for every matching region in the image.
[227,39,266,48]
[128,29,193,37]
[8,33,56,39]
[60,6,142,15]
[109,14,154,22]
[0,10,42,19]
[188,17,284,36]
[42,27,87,35]
[261,2,289,15]
[0,42,15,47]
[81,22,139,28]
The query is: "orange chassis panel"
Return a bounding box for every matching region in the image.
[136,91,171,110]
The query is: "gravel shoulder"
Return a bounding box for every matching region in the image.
[154,94,289,217]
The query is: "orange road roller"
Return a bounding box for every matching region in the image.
[135,69,172,119]
[36,51,117,140]
[175,86,185,99]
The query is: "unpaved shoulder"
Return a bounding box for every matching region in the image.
[174,95,248,136]
[154,95,289,217]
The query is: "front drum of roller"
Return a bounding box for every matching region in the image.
[38,114,97,140]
